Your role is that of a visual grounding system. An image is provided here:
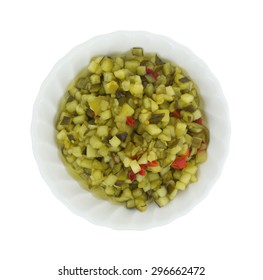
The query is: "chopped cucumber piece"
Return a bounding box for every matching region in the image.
[100,57,113,72]
[109,136,121,148]
[175,181,186,191]
[155,196,169,207]
[145,124,162,136]
[103,174,118,186]
[104,80,119,94]
[196,150,207,163]
[90,135,103,149]
[131,47,144,56]
[119,103,135,117]
[130,160,141,174]
[86,145,97,158]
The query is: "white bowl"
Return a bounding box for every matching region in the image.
[31,31,230,230]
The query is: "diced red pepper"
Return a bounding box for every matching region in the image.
[147,160,159,167]
[170,109,181,118]
[139,164,148,170]
[129,170,136,181]
[126,116,135,127]
[171,156,187,169]
[152,72,159,79]
[137,164,147,176]
[146,68,153,74]
[146,67,159,79]
[138,169,147,176]
[185,148,191,157]
[194,118,203,125]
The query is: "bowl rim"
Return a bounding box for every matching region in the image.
[31,30,231,230]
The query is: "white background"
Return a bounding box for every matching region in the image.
[1,0,262,279]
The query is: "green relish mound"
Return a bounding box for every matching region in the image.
[56,48,209,211]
